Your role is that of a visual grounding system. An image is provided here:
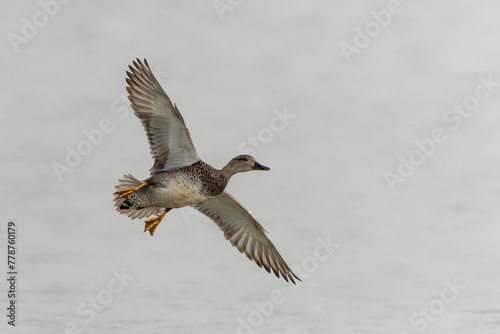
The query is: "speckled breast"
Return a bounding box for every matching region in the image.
[145,161,228,208]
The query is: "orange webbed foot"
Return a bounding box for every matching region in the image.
[144,209,170,236]
[116,182,148,198]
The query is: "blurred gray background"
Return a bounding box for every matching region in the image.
[1,1,500,333]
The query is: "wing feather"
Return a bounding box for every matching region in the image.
[191,191,300,284]
[126,59,199,173]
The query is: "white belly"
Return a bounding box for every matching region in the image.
[150,175,209,208]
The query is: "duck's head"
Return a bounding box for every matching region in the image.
[222,155,270,177]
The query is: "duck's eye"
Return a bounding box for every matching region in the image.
[238,157,248,161]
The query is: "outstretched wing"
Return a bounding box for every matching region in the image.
[192,191,300,284]
[126,59,199,174]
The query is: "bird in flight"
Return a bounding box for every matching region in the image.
[113,59,299,284]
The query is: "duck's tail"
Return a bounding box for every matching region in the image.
[113,174,163,219]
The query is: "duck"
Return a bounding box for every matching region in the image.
[113,59,299,284]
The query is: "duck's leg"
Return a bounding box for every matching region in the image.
[144,209,171,236]
[116,182,149,198]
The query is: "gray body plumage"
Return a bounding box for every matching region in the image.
[122,161,228,209]
[113,59,300,284]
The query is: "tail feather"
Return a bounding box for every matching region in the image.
[113,174,163,219]
[114,173,143,191]
[120,198,134,210]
